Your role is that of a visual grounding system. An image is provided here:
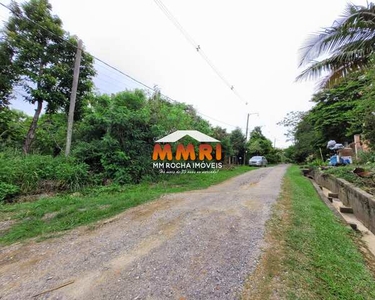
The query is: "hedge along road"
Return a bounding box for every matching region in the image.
[0,165,288,300]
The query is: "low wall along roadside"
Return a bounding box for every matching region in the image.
[311,169,375,234]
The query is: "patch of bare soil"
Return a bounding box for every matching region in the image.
[0,219,16,235]
[357,233,375,278]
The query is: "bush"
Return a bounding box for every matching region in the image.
[73,92,157,184]
[0,182,19,202]
[283,145,297,163]
[358,151,375,164]
[0,152,90,196]
[307,158,326,167]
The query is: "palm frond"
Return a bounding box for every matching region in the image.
[297,50,370,83]
[298,3,375,67]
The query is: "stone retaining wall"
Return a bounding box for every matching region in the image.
[311,169,375,234]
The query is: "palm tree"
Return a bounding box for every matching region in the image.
[297,3,375,88]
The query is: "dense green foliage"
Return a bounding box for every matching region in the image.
[0,152,89,198]
[246,126,282,164]
[247,127,272,156]
[0,182,19,202]
[0,108,31,148]
[74,91,175,184]
[0,42,16,107]
[281,69,375,162]
[229,128,246,162]
[0,88,263,201]
[0,89,265,193]
[33,113,67,155]
[364,113,375,147]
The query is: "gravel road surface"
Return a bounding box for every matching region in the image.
[0,165,288,300]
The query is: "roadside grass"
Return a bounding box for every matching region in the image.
[0,166,254,245]
[243,165,375,300]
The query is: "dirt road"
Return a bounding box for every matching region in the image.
[0,165,288,300]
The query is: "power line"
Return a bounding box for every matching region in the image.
[154,0,197,48]
[196,111,237,128]
[93,56,157,92]
[94,76,130,91]
[95,62,141,88]
[153,0,248,105]
[0,1,240,130]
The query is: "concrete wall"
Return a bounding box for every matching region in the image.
[311,169,375,234]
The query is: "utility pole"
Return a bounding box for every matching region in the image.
[245,113,250,141]
[244,112,259,141]
[244,113,250,166]
[65,39,83,156]
[244,112,259,165]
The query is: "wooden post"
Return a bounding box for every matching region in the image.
[354,134,361,160]
[65,39,83,156]
[319,147,324,161]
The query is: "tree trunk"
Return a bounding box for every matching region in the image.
[23,99,43,154]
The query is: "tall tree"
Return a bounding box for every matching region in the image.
[2,0,95,153]
[293,115,319,162]
[0,108,31,149]
[230,128,246,162]
[0,42,17,108]
[297,3,375,88]
[247,126,273,156]
[212,126,233,161]
[282,68,375,162]
[277,111,306,143]
[363,113,375,147]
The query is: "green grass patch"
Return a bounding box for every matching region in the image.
[0,166,254,245]
[281,165,375,299]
